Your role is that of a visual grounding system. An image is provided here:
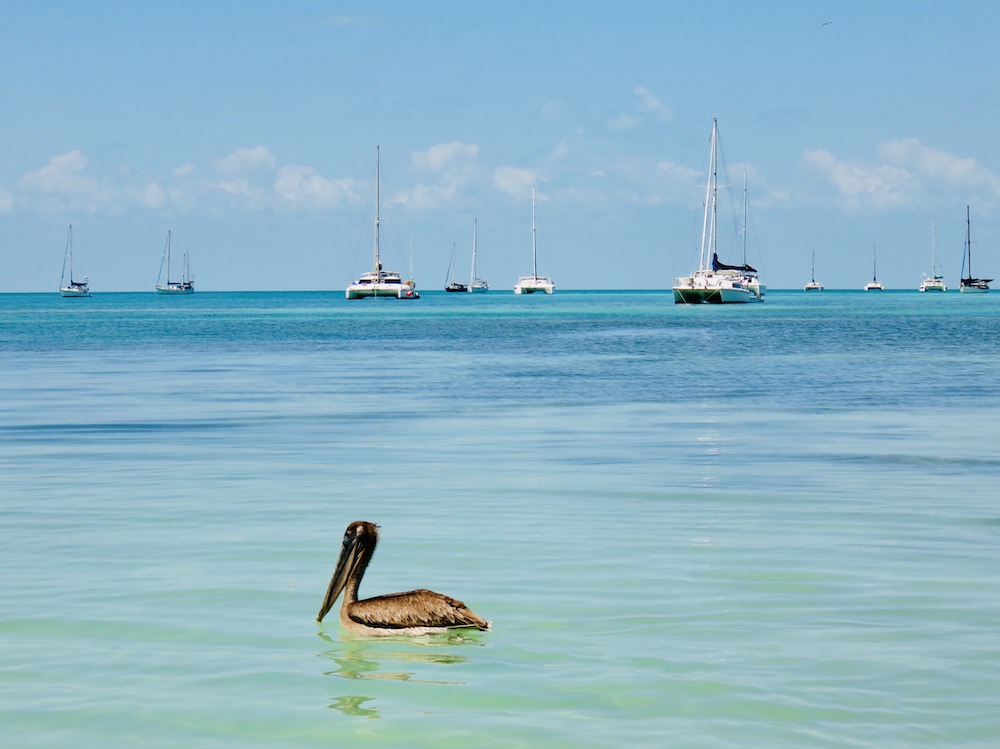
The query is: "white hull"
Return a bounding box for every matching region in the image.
[804,282,824,291]
[959,284,989,294]
[346,281,418,299]
[155,284,195,295]
[864,283,885,291]
[59,285,91,298]
[919,279,946,292]
[673,269,761,304]
[514,275,554,294]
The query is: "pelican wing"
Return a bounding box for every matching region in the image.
[349,589,490,631]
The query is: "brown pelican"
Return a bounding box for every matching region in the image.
[317,521,491,636]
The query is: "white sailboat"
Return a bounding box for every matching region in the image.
[959,205,990,293]
[469,219,488,292]
[514,186,554,294]
[804,246,824,291]
[346,147,419,300]
[59,224,91,297]
[673,119,763,304]
[155,230,195,294]
[863,241,884,291]
[919,220,946,292]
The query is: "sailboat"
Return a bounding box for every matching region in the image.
[673,119,763,304]
[469,219,488,292]
[804,246,824,291]
[346,147,419,299]
[155,230,195,294]
[514,186,555,294]
[444,243,468,292]
[959,205,991,293]
[863,241,884,291]
[59,224,91,297]
[919,220,946,292]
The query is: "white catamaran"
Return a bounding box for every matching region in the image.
[960,205,991,293]
[804,246,824,291]
[346,147,419,300]
[59,224,91,297]
[514,186,554,294]
[673,119,764,304]
[155,230,195,294]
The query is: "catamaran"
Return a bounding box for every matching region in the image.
[59,224,91,297]
[155,230,194,294]
[804,246,824,291]
[346,147,419,300]
[673,119,764,304]
[919,220,946,292]
[514,187,554,294]
[959,205,991,293]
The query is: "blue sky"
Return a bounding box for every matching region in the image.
[4,0,1000,291]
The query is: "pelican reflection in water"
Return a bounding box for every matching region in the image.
[317,520,491,636]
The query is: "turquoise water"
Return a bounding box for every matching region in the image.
[2,290,999,747]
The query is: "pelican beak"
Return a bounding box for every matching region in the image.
[316,530,362,622]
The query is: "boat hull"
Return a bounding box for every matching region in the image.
[672,285,753,304]
[59,286,91,298]
[346,283,419,299]
[514,276,554,294]
[959,285,989,294]
[155,285,195,295]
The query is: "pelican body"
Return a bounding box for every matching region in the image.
[317,521,490,636]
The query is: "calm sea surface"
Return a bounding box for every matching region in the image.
[2,289,999,747]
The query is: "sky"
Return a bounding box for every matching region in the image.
[4,0,1000,292]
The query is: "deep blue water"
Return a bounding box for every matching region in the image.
[2,290,999,747]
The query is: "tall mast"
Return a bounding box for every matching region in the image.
[469,218,477,292]
[531,186,537,278]
[931,219,937,277]
[699,119,718,272]
[166,230,172,283]
[374,146,381,272]
[966,205,972,278]
[742,171,749,265]
[61,225,73,286]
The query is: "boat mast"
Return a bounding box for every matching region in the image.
[872,240,878,283]
[374,146,381,273]
[166,230,172,283]
[742,171,748,265]
[699,119,718,272]
[931,219,937,277]
[531,186,537,278]
[966,205,972,279]
[469,218,477,292]
[61,225,73,286]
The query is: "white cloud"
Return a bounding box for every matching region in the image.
[803,138,1000,210]
[17,150,114,212]
[633,85,673,122]
[0,187,13,213]
[214,145,277,174]
[273,165,357,211]
[411,142,478,173]
[493,166,538,198]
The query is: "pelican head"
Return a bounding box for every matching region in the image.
[317,520,378,622]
